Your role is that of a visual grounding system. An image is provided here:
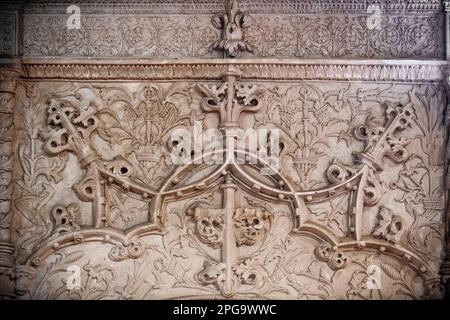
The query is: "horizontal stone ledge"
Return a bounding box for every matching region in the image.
[19,58,448,82]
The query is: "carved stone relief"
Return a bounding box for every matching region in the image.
[20,0,444,59]
[4,65,445,299]
[0,12,18,56]
[0,0,448,301]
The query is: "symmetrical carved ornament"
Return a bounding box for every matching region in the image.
[4,60,444,300]
[0,0,447,300]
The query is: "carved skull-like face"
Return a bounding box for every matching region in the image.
[142,85,159,103]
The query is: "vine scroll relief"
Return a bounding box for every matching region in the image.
[9,69,446,299]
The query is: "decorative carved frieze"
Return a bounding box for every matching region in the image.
[0,69,18,240]
[22,0,443,15]
[21,59,447,82]
[7,67,445,299]
[21,0,444,59]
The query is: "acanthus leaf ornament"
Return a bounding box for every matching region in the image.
[12,55,444,300]
[211,0,252,58]
[372,206,405,244]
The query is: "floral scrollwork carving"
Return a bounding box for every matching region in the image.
[371,206,405,244]
[197,79,264,127]
[363,169,384,206]
[108,239,146,262]
[73,166,97,202]
[315,244,349,271]
[211,0,252,57]
[197,260,227,287]
[326,159,358,184]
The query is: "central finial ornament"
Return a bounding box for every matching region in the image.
[212,0,253,58]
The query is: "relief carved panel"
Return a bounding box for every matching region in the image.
[7,64,446,299]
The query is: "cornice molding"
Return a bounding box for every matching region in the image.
[21,0,443,15]
[21,58,448,83]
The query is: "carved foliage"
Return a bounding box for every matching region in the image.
[50,203,81,237]
[211,0,252,57]
[372,206,405,244]
[13,79,446,300]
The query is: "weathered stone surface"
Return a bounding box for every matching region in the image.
[0,0,448,300]
[20,0,444,59]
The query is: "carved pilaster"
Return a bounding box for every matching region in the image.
[443,15,450,294]
[0,68,18,298]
